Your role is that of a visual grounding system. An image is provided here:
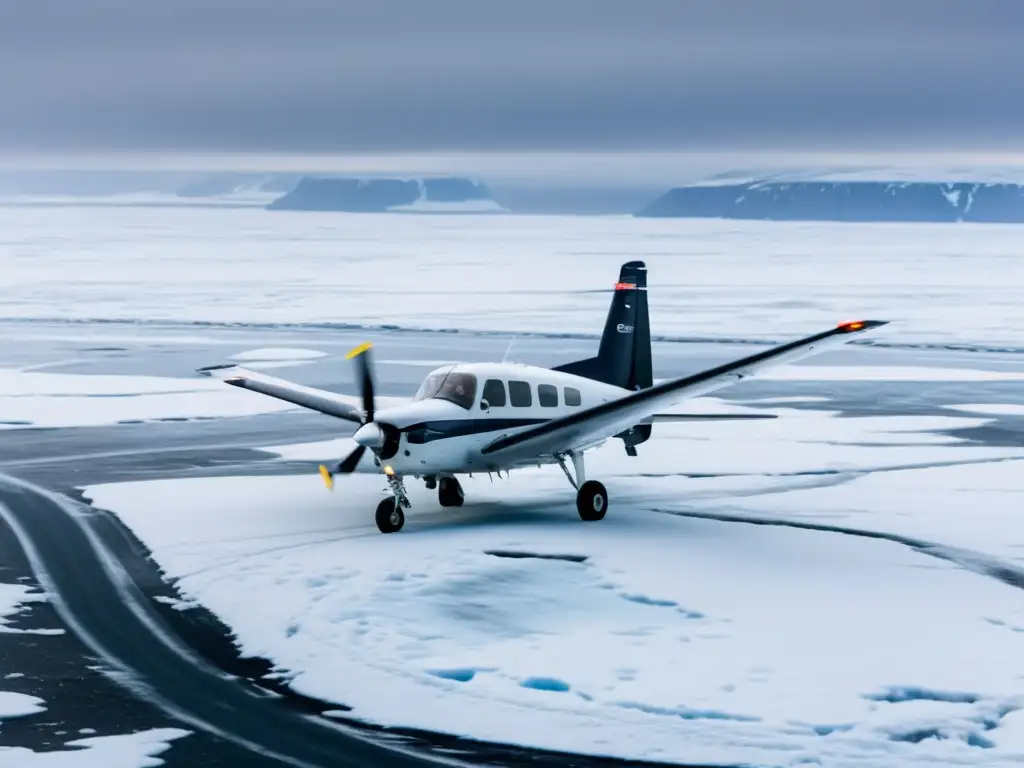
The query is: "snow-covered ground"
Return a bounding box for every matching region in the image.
[388,199,509,214]
[0,722,189,768]
[0,346,338,428]
[228,347,327,362]
[7,202,1024,764]
[0,582,62,637]
[0,367,300,428]
[3,206,1024,347]
[0,191,276,207]
[0,691,45,720]
[85,399,1024,767]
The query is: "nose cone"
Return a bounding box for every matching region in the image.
[353,422,386,449]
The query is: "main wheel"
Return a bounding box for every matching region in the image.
[438,476,465,507]
[576,480,608,522]
[375,497,405,533]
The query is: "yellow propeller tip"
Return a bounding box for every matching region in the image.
[345,342,373,360]
[318,464,335,491]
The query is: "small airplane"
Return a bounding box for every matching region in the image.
[198,261,887,534]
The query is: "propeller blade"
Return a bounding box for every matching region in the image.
[336,444,367,474]
[345,342,376,424]
[318,464,335,491]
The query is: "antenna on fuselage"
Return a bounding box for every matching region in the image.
[500,334,517,363]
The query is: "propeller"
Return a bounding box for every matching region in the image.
[318,342,391,490]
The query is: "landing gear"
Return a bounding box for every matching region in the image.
[375,466,410,534]
[438,476,465,507]
[555,451,609,522]
[375,497,405,533]
[372,472,462,533]
[576,480,608,522]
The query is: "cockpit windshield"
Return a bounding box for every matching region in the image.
[412,368,478,410]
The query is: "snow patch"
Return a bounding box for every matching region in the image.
[388,199,509,213]
[0,582,62,635]
[759,365,1024,382]
[152,595,200,612]
[0,727,190,767]
[949,403,1024,417]
[0,691,45,719]
[229,348,327,362]
[0,367,330,428]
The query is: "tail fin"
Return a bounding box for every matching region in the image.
[553,260,652,392]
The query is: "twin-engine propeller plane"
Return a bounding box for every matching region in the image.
[198,261,887,534]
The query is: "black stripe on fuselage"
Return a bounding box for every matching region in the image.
[402,418,548,445]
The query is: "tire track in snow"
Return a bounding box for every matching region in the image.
[652,507,1024,592]
[0,473,450,768]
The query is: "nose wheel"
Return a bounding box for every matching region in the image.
[375,497,405,533]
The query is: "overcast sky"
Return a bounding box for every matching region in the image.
[1,0,1022,154]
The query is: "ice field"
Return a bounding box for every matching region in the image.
[3,207,1024,347]
[84,401,1024,768]
[3,206,1024,766]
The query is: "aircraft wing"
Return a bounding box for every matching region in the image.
[645,413,777,422]
[481,320,887,461]
[196,364,365,423]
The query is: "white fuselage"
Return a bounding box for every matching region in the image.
[369,362,627,477]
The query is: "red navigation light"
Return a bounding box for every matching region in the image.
[615,282,637,291]
[837,320,865,331]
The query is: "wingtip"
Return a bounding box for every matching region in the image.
[196,363,236,377]
[836,319,889,333]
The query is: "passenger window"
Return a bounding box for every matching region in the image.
[508,380,532,407]
[538,383,558,407]
[482,379,506,408]
[564,387,582,406]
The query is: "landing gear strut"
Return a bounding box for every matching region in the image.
[375,466,410,534]
[374,473,465,534]
[556,451,608,522]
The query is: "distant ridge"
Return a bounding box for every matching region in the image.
[176,173,297,198]
[635,180,1024,223]
[266,176,507,213]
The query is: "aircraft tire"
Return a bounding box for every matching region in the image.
[375,497,405,533]
[438,476,465,507]
[576,480,608,522]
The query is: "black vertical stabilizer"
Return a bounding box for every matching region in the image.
[554,261,652,393]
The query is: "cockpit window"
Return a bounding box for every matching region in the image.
[413,370,450,402]
[413,368,478,410]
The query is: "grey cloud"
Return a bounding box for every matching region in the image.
[1,0,1022,153]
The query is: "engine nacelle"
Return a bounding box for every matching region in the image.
[616,423,652,454]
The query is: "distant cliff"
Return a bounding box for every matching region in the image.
[635,181,1024,223]
[266,176,507,213]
